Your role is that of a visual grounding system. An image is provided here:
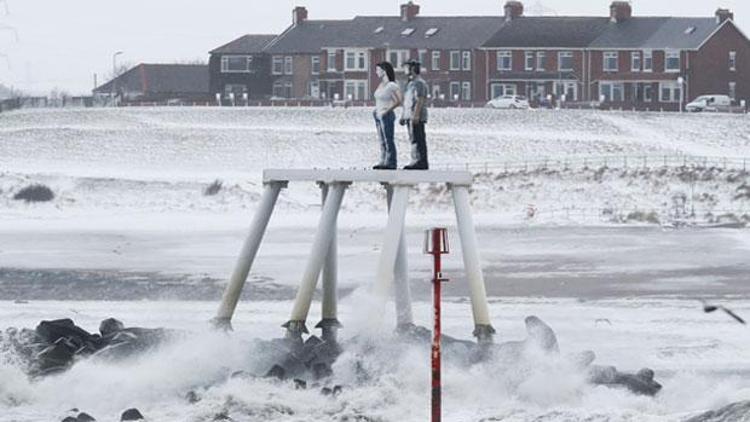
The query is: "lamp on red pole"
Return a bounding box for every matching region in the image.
[424,227,449,422]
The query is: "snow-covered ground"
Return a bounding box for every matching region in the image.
[1,107,750,421]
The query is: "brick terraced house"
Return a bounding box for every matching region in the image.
[209,34,277,101]
[209,1,750,110]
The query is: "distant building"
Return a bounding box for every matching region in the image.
[210,1,749,110]
[94,63,209,104]
[209,34,277,102]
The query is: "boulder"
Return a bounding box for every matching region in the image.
[120,408,145,421]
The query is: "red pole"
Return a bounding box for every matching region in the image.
[431,229,443,422]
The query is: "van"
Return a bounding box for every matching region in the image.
[685,95,733,112]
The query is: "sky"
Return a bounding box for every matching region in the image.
[0,0,747,95]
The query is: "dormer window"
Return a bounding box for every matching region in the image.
[684,26,696,35]
[374,26,384,34]
[425,28,439,37]
[401,28,415,37]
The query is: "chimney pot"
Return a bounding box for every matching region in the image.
[504,1,524,22]
[610,1,632,23]
[400,2,420,22]
[293,6,308,25]
[715,8,734,24]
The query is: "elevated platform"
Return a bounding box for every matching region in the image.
[263,169,474,185]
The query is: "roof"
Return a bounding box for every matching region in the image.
[639,17,719,49]
[94,64,208,94]
[210,34,277,54]
[265,16,505,54]
[483,17,611,48]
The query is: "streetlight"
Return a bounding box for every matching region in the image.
[112,51,123,106]
[677,76,685,113]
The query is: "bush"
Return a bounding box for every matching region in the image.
[203,179,223,196]
[13,184,55,203]
[626,211,660,225]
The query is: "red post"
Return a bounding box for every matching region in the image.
[425,228,449,422]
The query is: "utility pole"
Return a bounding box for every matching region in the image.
[112,51,123,106]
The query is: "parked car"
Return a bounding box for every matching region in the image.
[486,95,530,110]
[685,95,732,112]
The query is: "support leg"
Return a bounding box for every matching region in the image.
[451,185,495,344]
[316,183,342,343]
[373,185,411,310]
[386,185,414,328]
[285,182,348,340]
[214,182,285,329]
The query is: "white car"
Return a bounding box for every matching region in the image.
[685,95,732,112]
[486,95,530,110]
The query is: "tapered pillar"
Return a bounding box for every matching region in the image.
[316,183,342,342]
[285,182,348,340]
[386,185,414,327]
[450,184,495,343]
[373,184,411,308]
[214,182,286,329]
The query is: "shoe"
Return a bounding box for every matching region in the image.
[373,164,385,170]
[403,163,429,170]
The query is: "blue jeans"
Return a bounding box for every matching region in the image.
[374,110,397,168]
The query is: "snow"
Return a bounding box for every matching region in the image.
[1,107,750,421]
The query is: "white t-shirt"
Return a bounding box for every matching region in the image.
[374,81,400,115]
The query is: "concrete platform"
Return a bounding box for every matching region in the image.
[263,169,474,185]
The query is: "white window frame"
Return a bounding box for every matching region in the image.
[449,81,461,100]
[432,51,441,71]
[272,56,284,75]
[490,83,516,99]
[497,51,512,71]
[558,51,573,71]
[525,52,535,71]
[665,50,681,73]
[344,49,367,71]
[450,51,461,71]
[730,51,737,72]
[388,49,410,69]
[344,80,368,100]
[555,81,578,101]
[462,51,471,71]
[311,56,320,75]
[221,55,252,73]
[644,84,653,102]
[603,52,619,72]
[419,50,428,73]
[659,81,681,103]
[729,82,737,100]
[309,80,320,98]
[327,50,337,72]
[600,82,624,102]
[284,56,293,75]
[461,81,471,100]
[631,52,641,72]
[643,50,653,72]
[536,52,546,71]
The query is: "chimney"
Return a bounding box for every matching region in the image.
[609,1,632,23]
[504,1,524,22]
[716,8,734,24]
[293,6,308,25]
[400,2,420,22]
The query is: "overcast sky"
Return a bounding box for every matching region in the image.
[0,0,747,95]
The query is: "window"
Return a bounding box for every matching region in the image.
[558,51,573,71]
[730,51,737,71]
[272,56,284,75]
[284,56,293,75]
[644,84,653,102]
[374,26,384,34]
[491,83,516,99]
[450,51,461,70]
[729,82,736,100]
[631,52,641,72]
[389,50,410,69]
[603,52,618,72]
[600,82,624,102]
[284,82,293,99]
[555,82,577,101]
[665,50,680,72]
[536,52,546,71]
[449,82,460,100]
[309,80,320,98]
[462,51,471,71]
[311,56,320,75]
[425,28,440,37]
[419,50,427,73]
[344,80,368,100]
[272,81,293,98]
[525,52,535,71]
[432,51,441,71]
[432,84,441,99]
[345,50,367,71]
[643,50,653,72]
[224,84,247,97]
[461,82,471,100]
[327,51,337,72]
[221,56,252,73]
[497,51,512,71]
[659,81,681,103]
[401,28,415,37]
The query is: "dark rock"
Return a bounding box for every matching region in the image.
[684,400,750,422]
[185,390,201,404]
[311,362,333,380]
[61,417,78,422]
[77,412,96,421]
[36,319,92,344]
[587,365,662,396]
[265,364,286,380]
[120,408,145,421]
[320,387,333,396]
[332,385,343,396]
[213,411,233,421]
[99,318,125,337]
[293,379,307,390]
